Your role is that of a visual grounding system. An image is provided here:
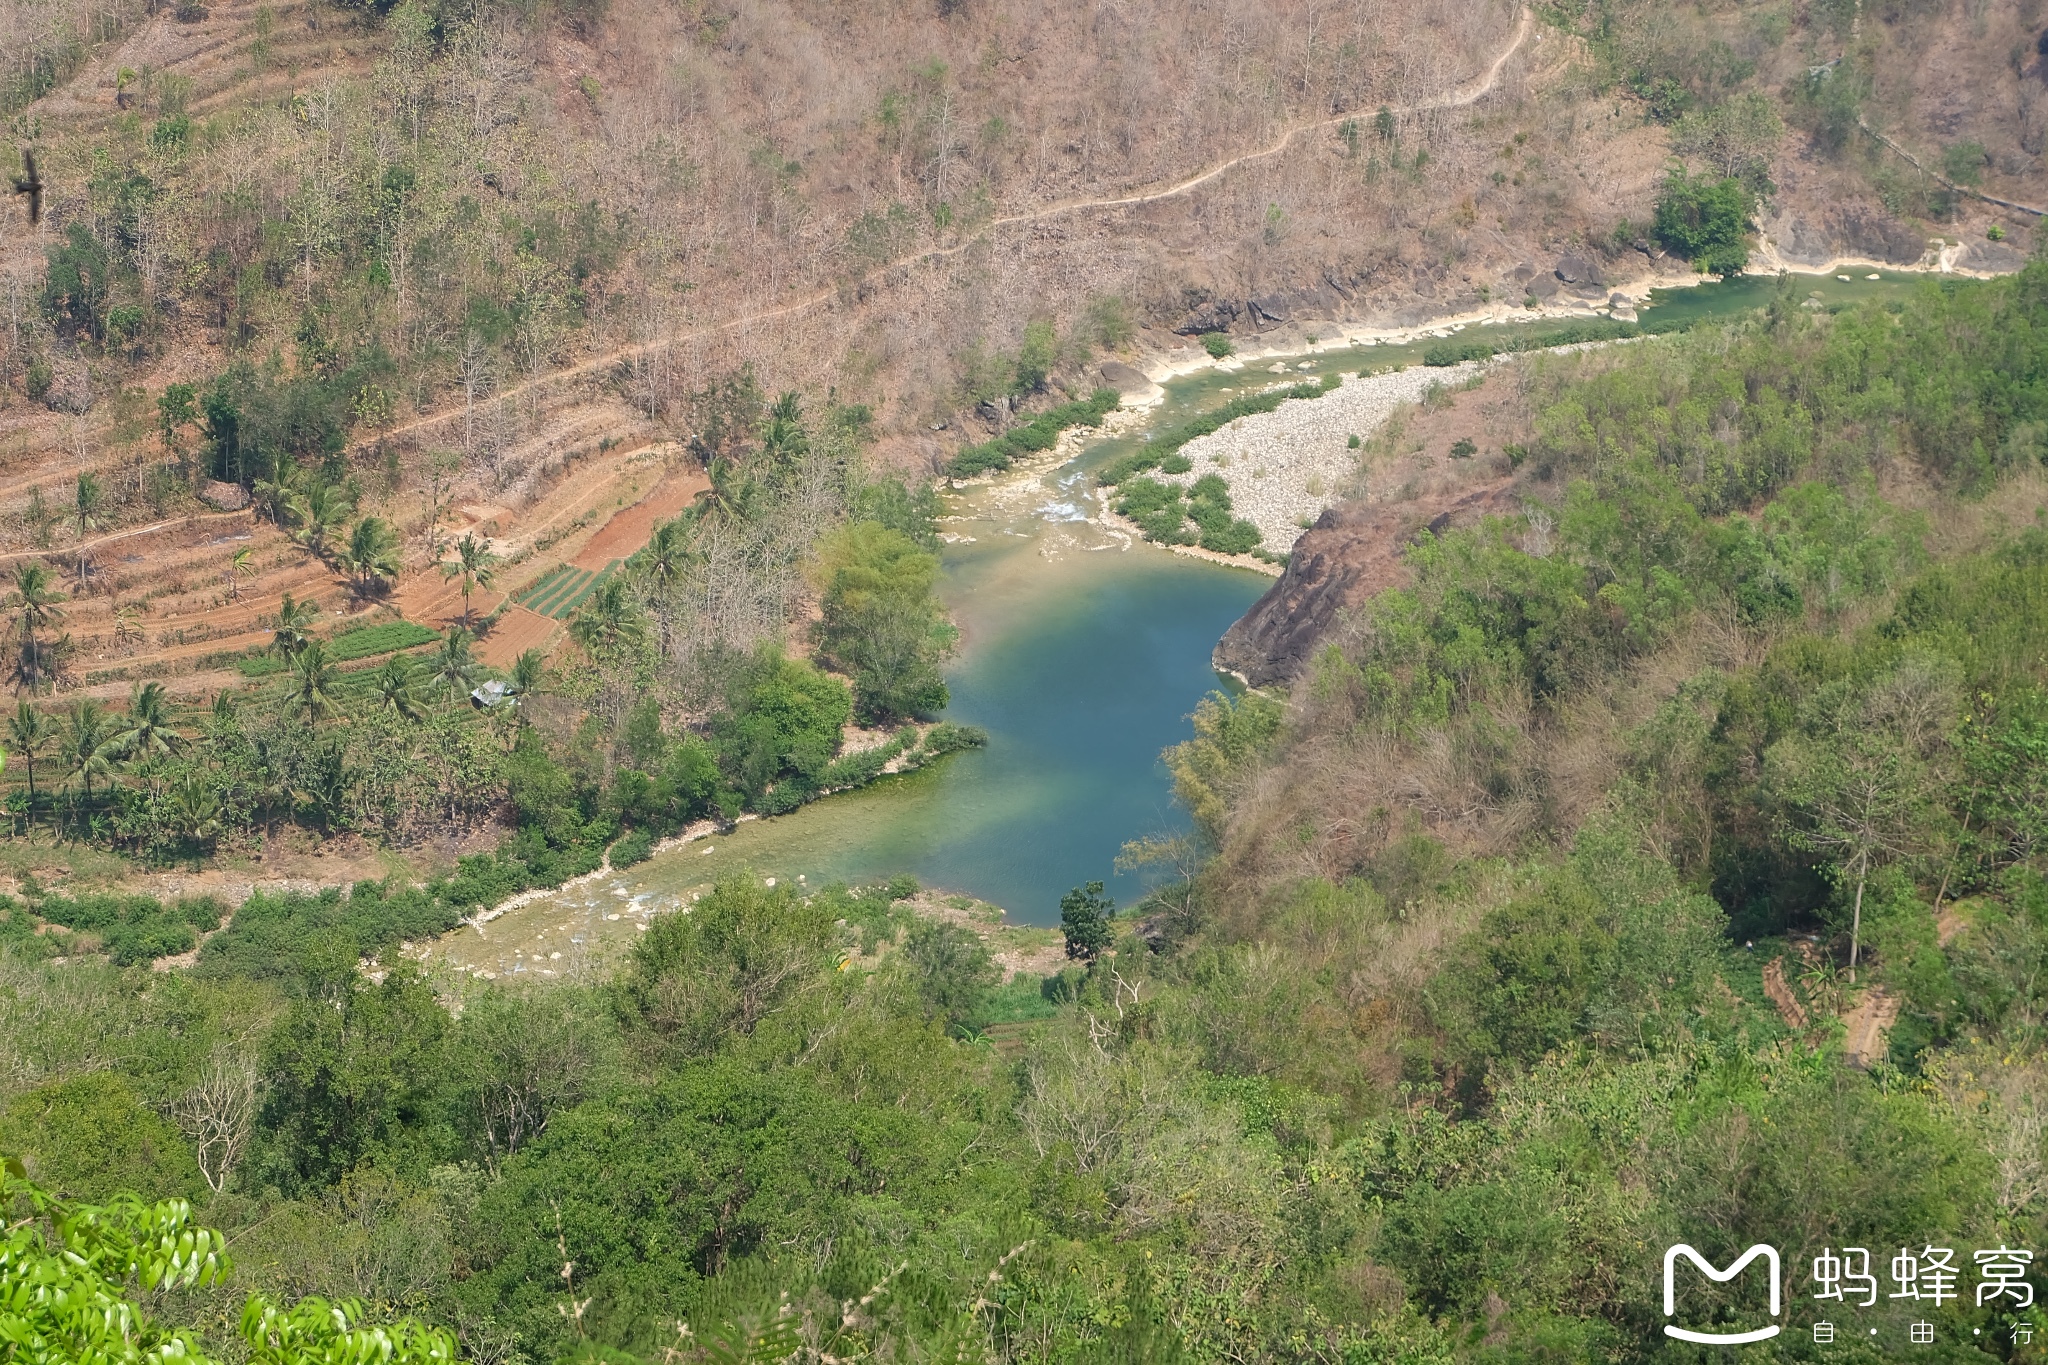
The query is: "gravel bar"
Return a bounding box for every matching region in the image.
[1154,362,1487,551]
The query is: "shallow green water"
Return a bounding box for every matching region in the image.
[427,268,1954,975]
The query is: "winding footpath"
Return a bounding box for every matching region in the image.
[347,8,1539,458]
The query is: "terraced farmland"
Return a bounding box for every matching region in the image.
[515,562,621,620]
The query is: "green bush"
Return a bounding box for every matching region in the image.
[946,389,1121,477]
[610,828,654,867]
[1114,477,1195,544]
[1653,168,1755,275]
[31,892,225,967]
[1200,332,1235,358]
[918,722,989,757]
[1422,318,1643,367]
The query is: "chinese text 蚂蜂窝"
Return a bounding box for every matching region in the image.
[1810,1246,2034,1308]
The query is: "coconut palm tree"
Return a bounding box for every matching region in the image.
[509,647,545,696]
[371,653,426,721]
[169,773,222,851]
[71,472,103,583]
[115,680,182,762]
[268,593,319,660]
[426,627,478,704]
[641,517,689,589]
[251,463,305,528]
[8,700,54,813]
[286,640,343,722]
[224,546,254,600]
[62,698,117,817]
[288,481,355,558]
[569,575,646,658]
[694,458,750,525]
[337,516,402,598]
[6,562,67,694]
[439,533,498,629]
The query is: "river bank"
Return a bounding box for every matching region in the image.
[418,262,2001,972]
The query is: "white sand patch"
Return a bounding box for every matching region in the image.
[1150,363,1485,552]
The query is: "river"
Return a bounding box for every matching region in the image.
[424,269,1947,979]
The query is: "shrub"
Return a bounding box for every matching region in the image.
[1114,477,1194,544]
[31,892,225,967]
[1653,168,1754,275]
[919,722,989,757]
[1060,881,1116,959]
[1422,318,1642,368]
[611,828,654,867]
[946,389,1120,477]
[1200,332,1235,359]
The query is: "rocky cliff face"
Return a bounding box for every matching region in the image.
[1214,481,1521,688]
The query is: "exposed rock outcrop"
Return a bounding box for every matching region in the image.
[1764,207,1936,266]
[1956,238,2028,272]
[1214,480,1521,687]
[198,480,251,511]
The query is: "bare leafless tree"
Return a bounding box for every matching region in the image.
[173,1054,258,1195]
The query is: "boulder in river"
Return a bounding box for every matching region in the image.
[1098,361,1162,402]
[1554,253,1602,286]
[1098,361,1153,393]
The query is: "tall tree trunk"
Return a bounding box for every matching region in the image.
[1848,848,1869,984]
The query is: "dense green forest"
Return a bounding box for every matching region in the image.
[10,264,2048,1364]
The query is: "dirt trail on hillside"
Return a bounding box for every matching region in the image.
[346,9,1537,458]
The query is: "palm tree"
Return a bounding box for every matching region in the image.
[426,627,478,704]
[6,562,67,694]
[268,593,319,660]
[439,533,499,629]
[760,390,807,475]
[371,653,425,721]
[288,481,355,558]
[285,640,343,722]
[569,575,646,658]
[111,603,144,645]
[169,773,222,851]
[252,463,305,528]
[72,472,103,583]
[510,647,545,696]
[337,516,403,598]
[115,680,182,762]
[641,518,689,589]
[62,698,117,816]
[8,700,55,812]
[225,546,254,600]
[694,458,750,525]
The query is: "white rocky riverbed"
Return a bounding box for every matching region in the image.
[1149,361,1487,552]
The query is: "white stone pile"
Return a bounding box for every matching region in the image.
[1153,362,1486,552]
